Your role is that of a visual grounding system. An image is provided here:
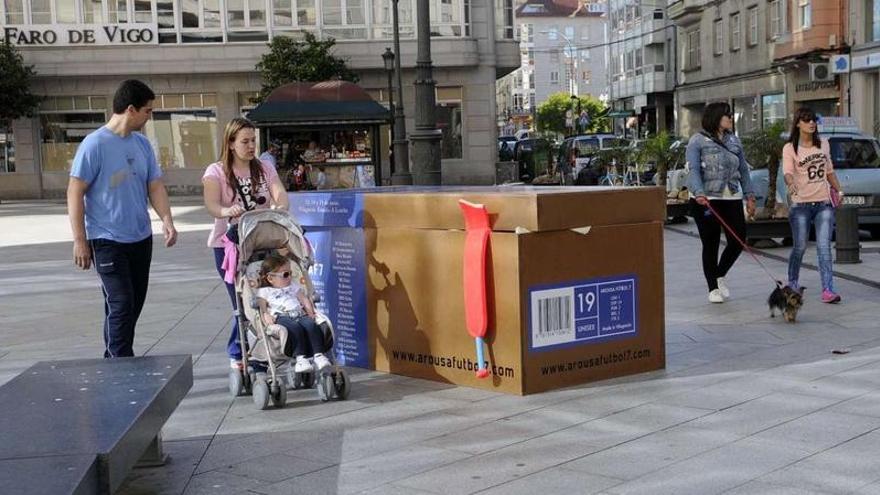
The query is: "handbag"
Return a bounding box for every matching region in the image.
[829,183,841,208]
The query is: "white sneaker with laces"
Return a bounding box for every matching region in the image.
[708,289,724,303]
[313,353,332,372]
[294,355,314,373]
[717,278,730,298]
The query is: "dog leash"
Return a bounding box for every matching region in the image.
[703,201,782,287]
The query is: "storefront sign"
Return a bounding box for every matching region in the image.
[0,24,158,46]
[795,80,838,93]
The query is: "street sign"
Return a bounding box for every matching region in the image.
[831,54,851,74]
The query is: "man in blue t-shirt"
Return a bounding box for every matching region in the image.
[67,79,178,358]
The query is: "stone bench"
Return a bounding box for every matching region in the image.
[0,355,193,495]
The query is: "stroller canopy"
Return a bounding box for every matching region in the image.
[237,209,311,270]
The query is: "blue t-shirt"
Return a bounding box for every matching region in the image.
[70,126,163,243]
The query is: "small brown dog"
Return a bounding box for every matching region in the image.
[768,283,805,323]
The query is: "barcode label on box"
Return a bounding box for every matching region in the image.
[529,275,637,351]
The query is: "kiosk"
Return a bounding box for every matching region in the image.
[248,81,390,189]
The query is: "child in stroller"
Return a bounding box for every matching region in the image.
[256,252,332,374]
[228,209,350,409]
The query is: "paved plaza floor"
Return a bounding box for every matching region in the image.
[1,199,879,495]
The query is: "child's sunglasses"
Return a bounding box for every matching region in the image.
[269,271,291,279]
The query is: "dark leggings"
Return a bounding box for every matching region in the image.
[276,315,326,357]
[690,199,746,291]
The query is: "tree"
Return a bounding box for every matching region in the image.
[741,121,786,210]
[254,33,359,103]
[535,92,609,137]
[0,40,42,162]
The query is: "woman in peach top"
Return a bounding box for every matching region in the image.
[781,108,845,303]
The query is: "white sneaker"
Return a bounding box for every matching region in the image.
[717,278,730,298]
[294,355,314,373]
[708,289,724,303]
[313,353,331,372]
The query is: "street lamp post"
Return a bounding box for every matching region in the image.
[390,0,413,185]
[381,47,396,176]
[410,0,442,185]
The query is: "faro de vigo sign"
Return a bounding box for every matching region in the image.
[1,23,158,46]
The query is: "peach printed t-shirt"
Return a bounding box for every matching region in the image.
[782,139,833,204]
[202,160,278,248]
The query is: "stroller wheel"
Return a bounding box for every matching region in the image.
[253,378,270,410]
[228,370,244,398]
[317,373,333,402]
[271,380,287,408]
[333,369,350,400]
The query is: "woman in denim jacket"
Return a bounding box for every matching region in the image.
[686,102,757,303]
[782,107,845,303]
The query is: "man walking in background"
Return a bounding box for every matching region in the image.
[67,79,177,358]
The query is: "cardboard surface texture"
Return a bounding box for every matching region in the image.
[290,186,666,395]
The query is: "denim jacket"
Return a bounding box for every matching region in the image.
[685,131,755,199]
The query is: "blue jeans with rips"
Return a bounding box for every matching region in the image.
[788,201,835,292]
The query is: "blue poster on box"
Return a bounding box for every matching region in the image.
[527,275,638,352]
[304,227,368,368]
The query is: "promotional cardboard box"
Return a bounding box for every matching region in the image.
[289,186,666,395]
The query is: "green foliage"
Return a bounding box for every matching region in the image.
[741,121,787,208]
[255,33,359,104]
[590,146,634,175]
[638,132,684,186]
[0,40,42,129]
[535,92,609,136]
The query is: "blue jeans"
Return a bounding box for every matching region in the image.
[213,248,241,360]
[788,202,835,292]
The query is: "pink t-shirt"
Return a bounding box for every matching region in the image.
[782,140,834,204]
[202,160,279,248]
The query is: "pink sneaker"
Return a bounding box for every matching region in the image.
[821,289,841,304]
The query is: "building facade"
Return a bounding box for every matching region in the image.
[668,0,787,138]
[0,0,519,198]
[607,0,676,138]
[494,0,607,134]
[849,0,880,136]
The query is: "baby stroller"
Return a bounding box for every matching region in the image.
[227,209,351,410]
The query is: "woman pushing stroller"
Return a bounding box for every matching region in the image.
[257,253,332,374]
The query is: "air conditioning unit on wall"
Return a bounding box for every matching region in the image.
[810,62,834,82]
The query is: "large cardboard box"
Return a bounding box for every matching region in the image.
[290,186,666,395]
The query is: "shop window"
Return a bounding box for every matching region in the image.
[4,0,25,23]
[0,126,14,174]
[41,112,106,172]
[39,96,108,172]
[144,111,218,169]
[761,93,786,127]
[733,96,757,136]
[436,87,462,160]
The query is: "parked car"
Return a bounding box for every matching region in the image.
[556,134,631,183]
[498,136,517,161]
[514,138,552,183]
[750,117,880,238]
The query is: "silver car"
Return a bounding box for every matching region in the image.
[750,124,880,239]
